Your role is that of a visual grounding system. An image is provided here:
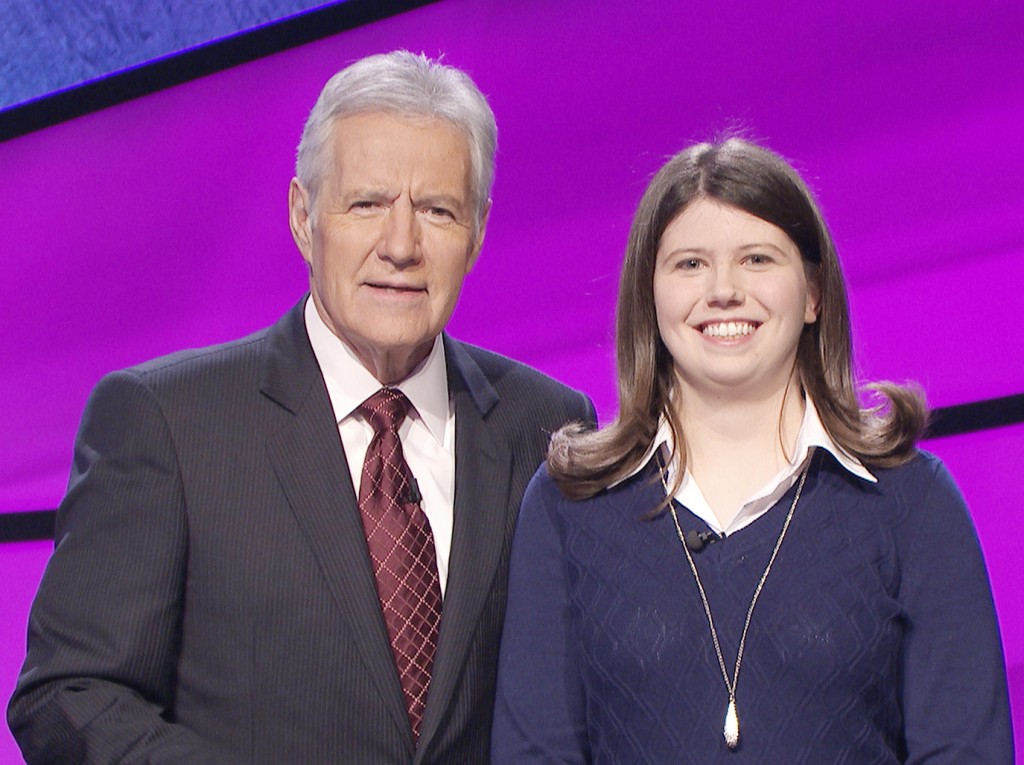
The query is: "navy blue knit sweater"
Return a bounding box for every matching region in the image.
[492,450,1013,763]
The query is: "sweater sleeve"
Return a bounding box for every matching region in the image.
[491,468,590,764]
[897,454,1014,764]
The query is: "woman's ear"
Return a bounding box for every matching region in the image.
[805,270,822,324]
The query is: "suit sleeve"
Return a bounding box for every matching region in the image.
[898,456,1014,763]
[6,371,231,765]
[578,394,598,431]
[491,469,590,764]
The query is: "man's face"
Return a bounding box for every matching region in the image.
[289,111,488,383]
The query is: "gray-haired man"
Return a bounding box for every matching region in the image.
[9,51,594,765]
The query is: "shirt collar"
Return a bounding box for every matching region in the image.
[303,297,449,445]
[617,395,876,487]
[797,397,876,482]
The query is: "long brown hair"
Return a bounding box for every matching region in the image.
[549,138,926,499]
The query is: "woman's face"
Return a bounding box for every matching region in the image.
[653,198,819,402]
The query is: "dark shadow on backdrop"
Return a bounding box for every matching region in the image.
[0,0,439,143]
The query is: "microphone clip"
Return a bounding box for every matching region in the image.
[405,476,422,505]
[684,529,720,552]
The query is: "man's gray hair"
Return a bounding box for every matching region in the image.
[295,50,497,222]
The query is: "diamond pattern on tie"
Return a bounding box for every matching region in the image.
[357,388,442,743]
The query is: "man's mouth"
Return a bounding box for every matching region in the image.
[365,281,425,293]
[699,321,759,339]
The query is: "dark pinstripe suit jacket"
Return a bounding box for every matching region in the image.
[8,299,595,765]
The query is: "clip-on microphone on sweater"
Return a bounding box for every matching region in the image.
[684,529,720,552]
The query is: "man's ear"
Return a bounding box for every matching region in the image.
[288,178,314,264]
[468,199,492,271]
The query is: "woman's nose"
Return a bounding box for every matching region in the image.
[706,264,743,306]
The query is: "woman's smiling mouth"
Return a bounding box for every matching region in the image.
[699,320,760,338]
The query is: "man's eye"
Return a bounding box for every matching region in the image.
[422,206,455,220]
[348,200,389,214]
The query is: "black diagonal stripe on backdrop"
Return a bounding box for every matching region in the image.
[0,511,55,544]
[926,392,1024,439]
[0,0,440,143]
[2,392,1022,545]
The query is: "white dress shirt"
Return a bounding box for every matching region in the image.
[304,298,456,595]
[624,398,876,536]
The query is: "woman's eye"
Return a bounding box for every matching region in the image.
[677,258,702,270]
[745,253,773,265]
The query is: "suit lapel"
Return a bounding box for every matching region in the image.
[418,338,512,752]
[260,300,412,748]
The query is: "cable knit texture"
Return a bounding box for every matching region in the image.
[492,450,1013,764]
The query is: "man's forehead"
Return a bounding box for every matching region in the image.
[330,110,469,151]
[326,114,472,192]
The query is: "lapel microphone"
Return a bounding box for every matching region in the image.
[406,476,422,505]
[685,529,721,552]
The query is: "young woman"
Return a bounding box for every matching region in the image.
[491,139,1013,763]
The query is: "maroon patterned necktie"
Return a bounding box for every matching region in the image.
[356,388,442,743]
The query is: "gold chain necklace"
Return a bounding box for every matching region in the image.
[663,463,809,750]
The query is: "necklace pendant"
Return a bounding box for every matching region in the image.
[724,698,739,749]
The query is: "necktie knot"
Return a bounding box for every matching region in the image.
[359,388,412,434]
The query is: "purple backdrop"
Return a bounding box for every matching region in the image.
[2,0,1022,761]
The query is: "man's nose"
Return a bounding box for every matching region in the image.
[378,201,420,264]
